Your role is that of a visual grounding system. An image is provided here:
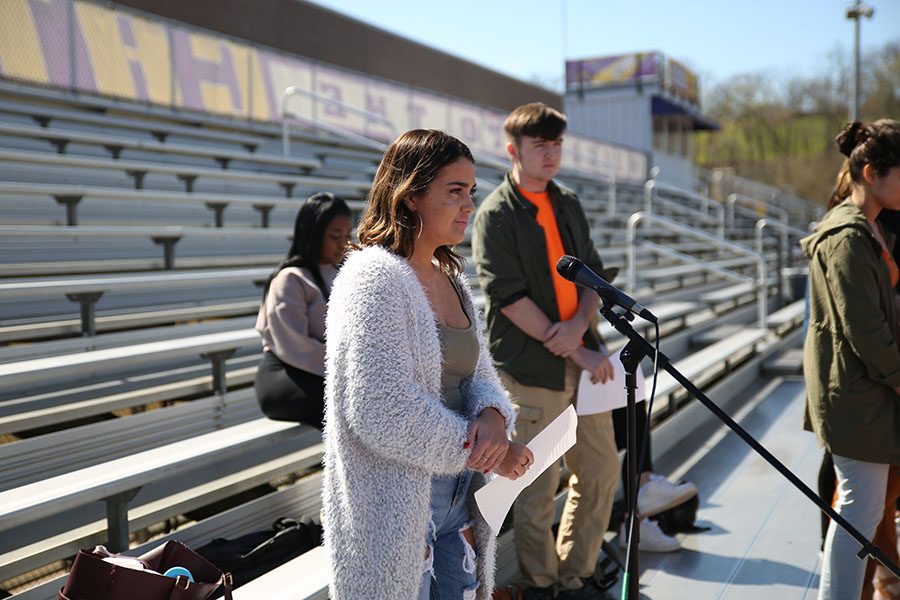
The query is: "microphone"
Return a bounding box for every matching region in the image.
[556,255,657,323]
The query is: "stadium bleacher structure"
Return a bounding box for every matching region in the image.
[0,81,818,599]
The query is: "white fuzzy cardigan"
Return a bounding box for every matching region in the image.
[322,246,516,600]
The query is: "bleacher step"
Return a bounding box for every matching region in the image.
[688,324,745,349]
[761,348,803,376]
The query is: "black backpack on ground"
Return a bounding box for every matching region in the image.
[196,517,322,588]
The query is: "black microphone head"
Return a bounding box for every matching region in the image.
[556,255,580,279]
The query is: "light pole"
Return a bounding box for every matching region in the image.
[846,2,874,122]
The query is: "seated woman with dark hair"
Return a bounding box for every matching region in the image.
[254,192,352,429]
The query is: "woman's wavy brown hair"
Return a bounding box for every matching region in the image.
[827,159,852,210]
[357,129,474,276]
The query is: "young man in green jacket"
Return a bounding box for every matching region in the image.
[472,103,618,600]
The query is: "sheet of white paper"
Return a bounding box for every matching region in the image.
[474,405,578,534]
[576,347,646,416]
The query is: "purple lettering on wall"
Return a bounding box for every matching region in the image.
[254,50,282,120]
[117,16,149,101]
[28,0,96,90]
[317,82,345,117]
[171,29,242,111]
[366,94,386,118]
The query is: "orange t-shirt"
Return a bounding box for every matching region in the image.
[518,187,579,321]
[882,246,899,288]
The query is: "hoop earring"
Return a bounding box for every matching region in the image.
[415,213,423,241]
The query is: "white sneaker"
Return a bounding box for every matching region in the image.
[637,474,698,517]
[620,517,681,553]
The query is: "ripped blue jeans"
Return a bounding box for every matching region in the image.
[418,469,479,600]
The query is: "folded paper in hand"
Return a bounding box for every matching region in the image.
[474,405,578,534]
[576,347,646,416]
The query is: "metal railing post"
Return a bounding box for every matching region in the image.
[643,180,655,215]
[626,213,640,292]
[755,218,808,311]
[281,89,291,157]
[653,181,725,238]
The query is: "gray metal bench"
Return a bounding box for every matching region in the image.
[598,301,697,342]
[0,225,292,270]
[0,392,323,581]
[765,299,806,336]
[638,256,763,289]
[11,472,326,600]
[0,149,371,197]
[649,327,769,419]
[0,98,265,151]
[0,122,321,172]
[0,267,270,335]
[0,182,366,227]
[700,279,777,310]
[0,354,258,435]
[0,418,305,553]
[231,546,329,600]
[0,328,259,393]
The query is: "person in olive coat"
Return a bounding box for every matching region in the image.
[802,119,900,600]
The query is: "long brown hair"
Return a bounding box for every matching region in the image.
[357,129,474,275]
[827,159,852,210]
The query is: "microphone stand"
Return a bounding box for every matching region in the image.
[597,301,900,600]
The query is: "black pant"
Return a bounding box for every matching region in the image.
[613,401,654,484]
[818,450,836,550]
[254,351,325,430]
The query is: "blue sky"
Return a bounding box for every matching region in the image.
[308,0,899,92]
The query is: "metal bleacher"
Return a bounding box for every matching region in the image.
[0,83,818,599]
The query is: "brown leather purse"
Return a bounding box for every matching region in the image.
[59,541,233,600]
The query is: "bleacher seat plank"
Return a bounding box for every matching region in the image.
[231,545,329,600]
[0,122,322,170]
[0,418,302,532]
[0,299,261,343]
[0,362,257,435]
[0,182,368,225]
[0,268,271,299]
[9,475,325,600]
[0,98,265,150]
[766,299,805,330]
[0,149,372,194]
[1,430,323,581]
[0,328,258,388]
[649,328,769,419]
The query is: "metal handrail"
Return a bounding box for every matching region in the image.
[626,211,768,328]
[718,170,821,224]
[754,218,808,307]
[726,193,788,231]
[281,86,394,157]
[754,218,807,250]
[644,180,725,238]
[639,239,753,285]
[654,180,725,222]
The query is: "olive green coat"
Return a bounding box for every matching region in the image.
[802,200,900,464]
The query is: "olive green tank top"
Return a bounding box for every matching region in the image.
[439,277,479,414]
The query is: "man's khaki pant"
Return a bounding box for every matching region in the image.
[500,362,619,590]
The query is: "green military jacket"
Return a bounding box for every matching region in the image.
[802,200,900,464]
[472,173,605,391]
